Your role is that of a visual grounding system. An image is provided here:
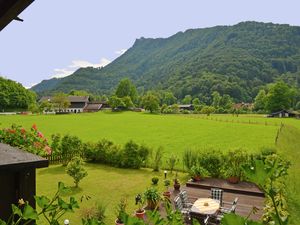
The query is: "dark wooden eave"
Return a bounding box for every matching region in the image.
[0,0,34,31]
[0,143,48,170]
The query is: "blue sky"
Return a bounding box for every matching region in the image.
[1,0,300,88]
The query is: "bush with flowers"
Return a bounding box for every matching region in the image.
[0,124,52,156]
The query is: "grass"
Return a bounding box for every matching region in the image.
[36,163,186,224]
[276,125,300,224]
[2,112,300,223]
[0,112,280,159]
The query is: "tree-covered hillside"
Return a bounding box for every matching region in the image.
[31,21,300,102]
[0,77,36,111]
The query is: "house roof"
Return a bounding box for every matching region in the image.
[0,0,34,31]
[270,110,300,115]
[0,143,48,170]
[178,104,193,108]
[84,103,103,110]
[39,96,89,103]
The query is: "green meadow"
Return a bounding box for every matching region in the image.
[0,112,281,157]
[1,112,300,223]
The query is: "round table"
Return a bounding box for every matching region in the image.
[191,198,220,215]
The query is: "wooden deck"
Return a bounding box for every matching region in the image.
[167,179,265,223]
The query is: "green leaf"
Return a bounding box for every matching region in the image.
[35,196,50,209]
[22,204,38,220]
[0,219,7,225]
[58,197,69,210]
[11,204,22,217]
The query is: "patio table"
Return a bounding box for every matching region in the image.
[190,198,220,215]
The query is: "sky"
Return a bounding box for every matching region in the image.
[1,0,300,88]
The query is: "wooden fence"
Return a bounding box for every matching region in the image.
[45,153,84,165]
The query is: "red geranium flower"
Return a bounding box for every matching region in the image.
[44,146,52,155]
[32,124,37,131]
[21,128,26,134]
[37,132,44,138]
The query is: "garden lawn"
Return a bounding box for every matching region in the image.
[36,163,187,224]
[276,125,300,225]
[0,112,279,159]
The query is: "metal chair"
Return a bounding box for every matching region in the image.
[174,196,191,221]
[179,190,193,209]
[211,188,223,206]
[215,201,237,223]
[220,197,238,214]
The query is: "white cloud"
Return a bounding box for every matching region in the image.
[24,83,38,89]
[115,49,127,55]
[51,58,111,79]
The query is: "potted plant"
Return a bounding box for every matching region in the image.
[225,167,240,184]
[115,198,127,225]
[224,150,247,184]
[173,172,180,191]
[151,176,159,185]
[135,194,145,219]
[190,165,209,181]
[144,187,161,210]
[163,179,171,199]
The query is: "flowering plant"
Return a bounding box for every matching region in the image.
[0,124,52,156]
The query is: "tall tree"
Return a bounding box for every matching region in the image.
[52,93,70,111]
[115,78,138,103]
[212,91,221,108]
[265,81,292,112]
[182,95,192,104]
[141,93,160,113]
[254,90,267,111]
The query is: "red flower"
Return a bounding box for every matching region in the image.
[44,146,52,155]
[33,142,42,148]
[21,128,26,134]
[9,129,16,134]
[37,132,44,138]
[32,124,37,131]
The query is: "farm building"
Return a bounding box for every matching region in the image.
[0,143,48,221]
[233,102,254,110]
[178,104,194,110]
[39,96,106,113]
[268,110,300,118]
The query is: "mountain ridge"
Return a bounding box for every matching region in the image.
[31,21,300,102]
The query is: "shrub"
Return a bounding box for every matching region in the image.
[151,177,159,185]
[166,155,179,173]
[222,150,249,179]
[183,149,198,170]
[151,146,164,172]
[61,134,82,165]
[0,124,51,156]
[115,198,127,224]
[121,140,149,169]
[66,156,88,188]
[190,165,209,178]
[80,202,106,224]
[198,150,223,177]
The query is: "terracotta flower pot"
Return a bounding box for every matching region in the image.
[174,183,180,191]
[193,176,201,182]
[227,176,240,184]
[163,191,171,199]
[135,209,146,219]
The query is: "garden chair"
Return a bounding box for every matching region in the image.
[210,188,223,206]
[215,202,237,223]
[174,196,191,221]
[179,190,193,209]
[220,197,238,214]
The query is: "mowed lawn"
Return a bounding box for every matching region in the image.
[36,164,186,224]
[0,112,279,157]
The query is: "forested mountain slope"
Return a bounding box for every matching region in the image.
[31,21,300,102]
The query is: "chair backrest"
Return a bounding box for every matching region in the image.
[230,204,237,213]
[174,196,183,211]
[211,188,223,205]
[233,197,238,205]
[179,190,189,204]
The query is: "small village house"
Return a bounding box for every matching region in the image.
[268,109,300,118]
